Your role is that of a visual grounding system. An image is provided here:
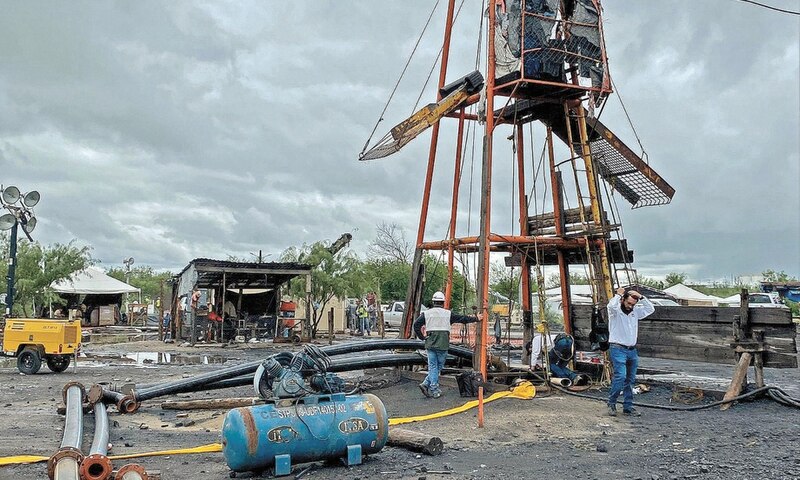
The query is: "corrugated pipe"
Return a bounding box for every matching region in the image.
[79,401,113,480]
[48,382,85,480]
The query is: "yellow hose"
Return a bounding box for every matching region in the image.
[0,382,535,467]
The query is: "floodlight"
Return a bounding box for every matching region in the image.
[2,186,20,204]
[0,213,16,231]
[23,191,40,208]
[22,216,36,233]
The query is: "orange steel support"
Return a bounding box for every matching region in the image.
[402,0,458,341]
[444,109,466,309]
[476,0,498,429]
[414,0,457,249]
[516,124,532,364]
[547,127,573,333]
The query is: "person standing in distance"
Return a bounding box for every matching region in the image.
[413,291,478,398]
[606,287,654,416]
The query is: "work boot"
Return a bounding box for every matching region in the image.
[419,383,432,398]
[607,405,617,417]
[623,407,641,416]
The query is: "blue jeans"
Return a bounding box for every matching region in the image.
[422,349,448,395]
[608,345,638,410]
[550,362,576,381]
[358,317,369,335]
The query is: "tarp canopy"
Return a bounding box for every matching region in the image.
[51,266,140,295]
[664,283,723,306]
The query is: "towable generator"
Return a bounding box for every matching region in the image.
[1,318,81,374]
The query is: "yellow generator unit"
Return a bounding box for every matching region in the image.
[1,318,81,374]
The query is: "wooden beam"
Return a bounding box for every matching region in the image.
[196,266,312,276]
[388,428,444,456]
[721,352,752,411]
[572,305,797,368]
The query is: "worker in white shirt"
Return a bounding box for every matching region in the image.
[606,287,654,417]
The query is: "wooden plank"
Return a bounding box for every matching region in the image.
[574,305,793,325]
[571,305,797,368]
[528,207,598,230]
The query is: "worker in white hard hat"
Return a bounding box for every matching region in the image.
[413,291,478,398]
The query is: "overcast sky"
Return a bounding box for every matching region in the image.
[1,1,798,284]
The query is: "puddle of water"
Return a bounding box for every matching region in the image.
[79,352,229,366]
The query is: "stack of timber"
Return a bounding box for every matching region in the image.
[571,306,797,368]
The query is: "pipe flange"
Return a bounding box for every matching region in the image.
[62,381,86,404]
[79,453,113,480]
[117,395,140,414]
[86,384,104,405]
[116,463,148,480]
[47,446,84,480]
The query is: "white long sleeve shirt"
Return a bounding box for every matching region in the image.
[607,294,655,347]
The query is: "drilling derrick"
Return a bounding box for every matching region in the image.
[361,0,674,427]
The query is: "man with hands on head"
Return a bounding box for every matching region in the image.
[606,287,654,417]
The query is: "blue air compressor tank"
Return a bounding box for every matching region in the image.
[222,392,388,475]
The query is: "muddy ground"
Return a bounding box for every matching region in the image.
[1,336,799,480]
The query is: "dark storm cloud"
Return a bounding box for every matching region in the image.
[0,1,797,282]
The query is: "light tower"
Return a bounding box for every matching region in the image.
[1,185,41,317]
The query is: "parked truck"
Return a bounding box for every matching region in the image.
[383,301,427,330]
[1,318,81,374]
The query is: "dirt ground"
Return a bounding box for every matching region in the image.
[1,337,799,480]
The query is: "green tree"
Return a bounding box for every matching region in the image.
[363,254,474,314]
[762,269,797,283]
[281,241,368,337]
[637,275,665,290]
[664,272,687,287]
[419,254,473,314]
[546,272,589,289]
[489,261,518,304]
[0,234,93,317]
[362,259,410,303]
[106,266,173,306]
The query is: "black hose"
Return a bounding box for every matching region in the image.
[553,384,800,410]
[134,339,474,401]
[200,352,435,391]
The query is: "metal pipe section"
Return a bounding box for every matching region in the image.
[79,401,113,480]
[48,382,85,480]
[115,463,148,480]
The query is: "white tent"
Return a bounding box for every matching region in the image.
[720,294,741,306]
[51,266,139,295]
[664,283,722,306]
[544,285,595,305]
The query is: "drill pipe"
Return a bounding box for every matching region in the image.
[79,401,113,480]
[116,340,477,411]
[48,383,85,480]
